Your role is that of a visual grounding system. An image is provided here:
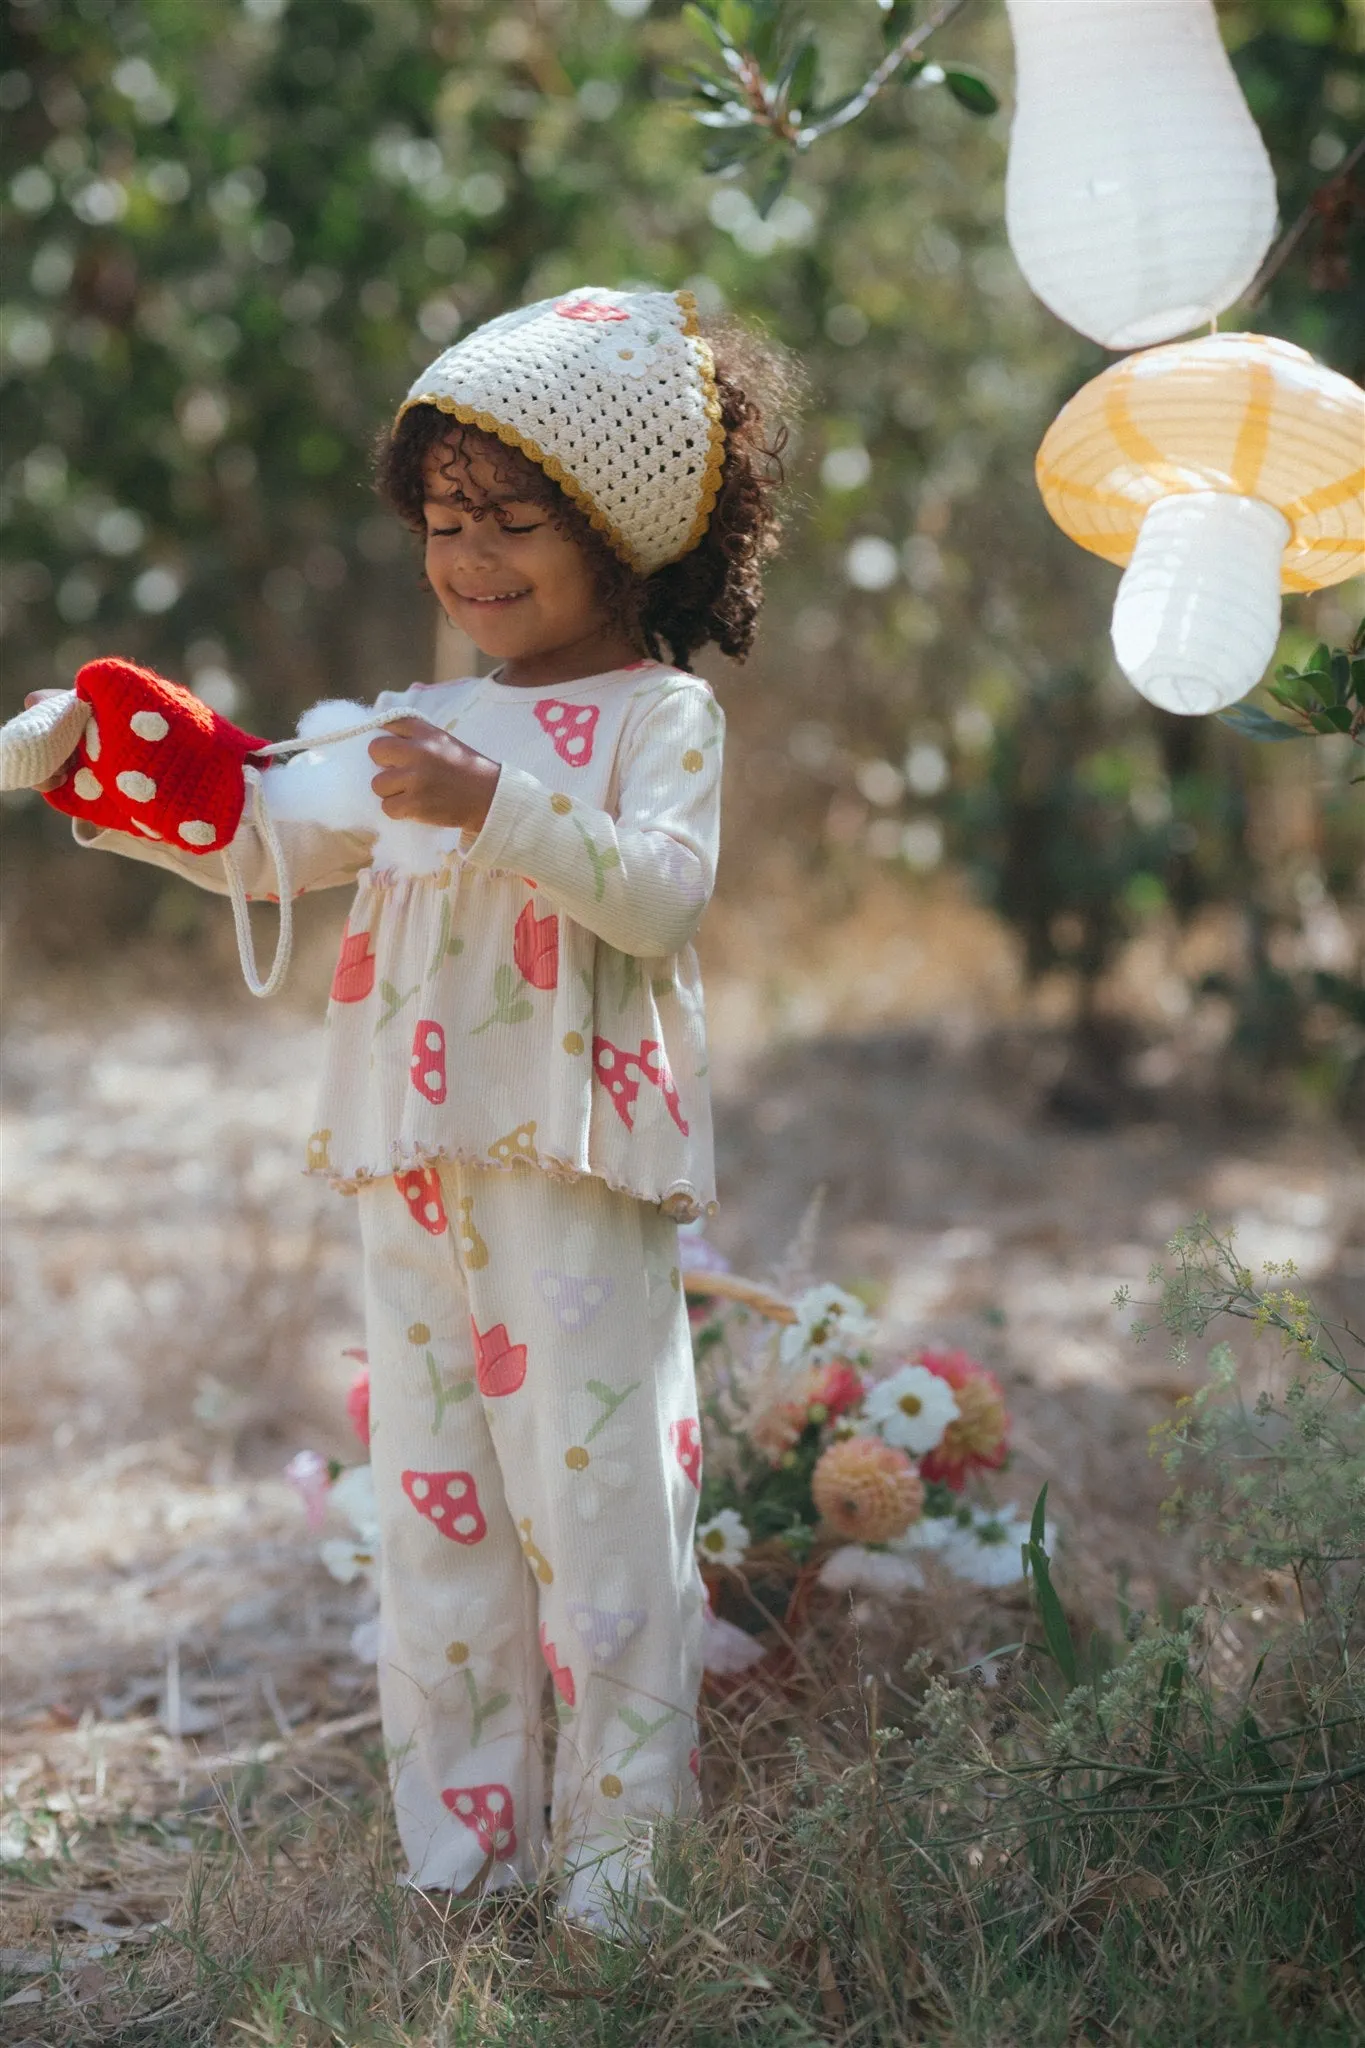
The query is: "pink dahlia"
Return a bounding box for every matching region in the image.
[915,1350,1009,1491]
[811,1436,924,1545]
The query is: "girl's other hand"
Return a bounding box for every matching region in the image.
[23,689,77,791]
[368,717,501,832]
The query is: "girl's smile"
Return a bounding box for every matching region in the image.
[421,440,641,689]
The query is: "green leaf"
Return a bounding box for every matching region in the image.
[943,67,1000,116]
[1268,673,1320,713]
[1023,1488,1078,1688]
[683,3,735,57]
[753,152,793,218]
[776,38,818,115]
[1218,704,1310,741]
[1029,1482,1049,1552]
[1308,704,1354,734]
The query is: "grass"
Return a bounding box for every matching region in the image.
[2,1591,1361,2048]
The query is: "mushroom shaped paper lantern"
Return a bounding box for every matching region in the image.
[1004,0,1277,349]
[1036,334,1365,715]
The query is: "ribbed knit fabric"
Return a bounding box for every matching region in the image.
[360,1158,704,1908]
[73,659,723,1220]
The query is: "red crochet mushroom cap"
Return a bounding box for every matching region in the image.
[43,657,267,854]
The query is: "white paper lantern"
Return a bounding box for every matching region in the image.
[1111,493,1290,714]
[1004,0,1278,349]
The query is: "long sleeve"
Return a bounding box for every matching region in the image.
[461,679,723,957]
[71,807,374,899]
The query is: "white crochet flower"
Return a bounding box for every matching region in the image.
[862,1363,960,1455]
[695,1508,751,1568]
[778,1285,877,1374]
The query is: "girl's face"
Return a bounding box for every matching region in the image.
[421,435,625,673]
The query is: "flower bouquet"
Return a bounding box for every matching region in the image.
[680,1222,1037,1683]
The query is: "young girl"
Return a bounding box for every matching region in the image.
[66,285,789,1930]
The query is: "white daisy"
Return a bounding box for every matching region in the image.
[862,1363,960,1455]
[816,1545,925,1596]
[778,1285,877,1374]
[889,1511,959,1554]
[943,1507,1047,1589]
[694,1508,751,1568]
[330,1463,380,1544]
[319,1537,377,1585]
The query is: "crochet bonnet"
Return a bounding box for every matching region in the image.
[395,285,726,576]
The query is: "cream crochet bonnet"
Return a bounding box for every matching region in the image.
[395,285,726,576]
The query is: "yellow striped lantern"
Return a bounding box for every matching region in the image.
[1035,333,1365,715]
[1004,0,1277,350]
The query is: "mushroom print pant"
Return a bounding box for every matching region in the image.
[357,1159,705,1911]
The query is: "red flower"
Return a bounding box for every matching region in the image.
[916,1349,1010,1491]
[345,1361,370,1448]
[809,1358,866,1420]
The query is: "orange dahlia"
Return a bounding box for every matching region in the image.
[916,1350,1009,1491]
[811,1436,924,1544]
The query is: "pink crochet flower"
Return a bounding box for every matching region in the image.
[916,1350,1010,1491]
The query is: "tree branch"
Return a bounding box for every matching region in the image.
[1239,130,1365,309]
[798,0,978,146]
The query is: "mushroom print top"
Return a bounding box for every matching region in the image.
[74,661,724,1221]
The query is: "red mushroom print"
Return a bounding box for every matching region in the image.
[395,1167,448,1236]
[512,899,559,989]
[401,1469,487,1543]
[331,925,376,1003]
[533,698,599,767]
[639,1040,690,1136]
[593,1036,644,1131]
[441,1783,517,1860]
[669,1417,703,1490]
[410,1018,447,1103]
[539,1624,577,1707]
[471,1318,528,1398]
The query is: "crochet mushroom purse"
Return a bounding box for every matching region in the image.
[0,656,398,996]
[35,657,269,852]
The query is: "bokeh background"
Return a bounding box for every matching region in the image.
[0,0,1362,1927]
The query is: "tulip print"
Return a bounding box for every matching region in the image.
[410,1018,447,1103]
[512,899,559,989]
[539,1623,577,1706]
[472,1318,528,1398]
[331,924,376,1003]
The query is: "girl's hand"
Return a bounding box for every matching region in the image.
[368,717,501,832]
[23,689,77,791]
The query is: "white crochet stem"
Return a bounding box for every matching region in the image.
[0,689,90,792]
[1111,491,1289,716]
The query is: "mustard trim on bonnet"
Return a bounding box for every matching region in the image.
[393,289,727,577]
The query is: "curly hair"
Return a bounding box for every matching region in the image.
[373,315,800,671]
